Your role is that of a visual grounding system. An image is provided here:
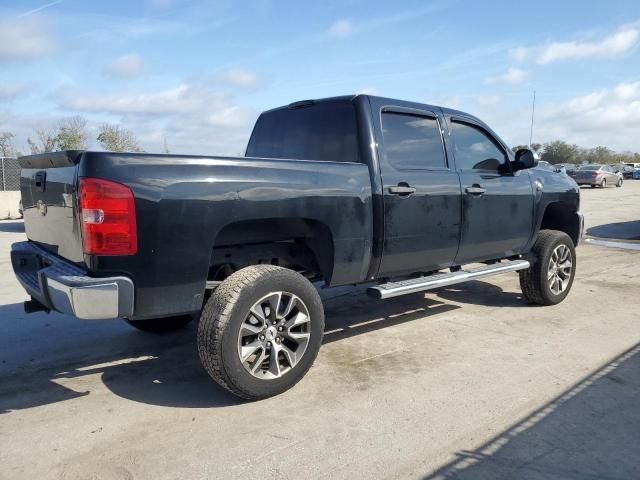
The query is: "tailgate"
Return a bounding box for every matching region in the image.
[19,151,85,264]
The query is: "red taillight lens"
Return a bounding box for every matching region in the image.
[592,172,599,176]
[78,177,137,255]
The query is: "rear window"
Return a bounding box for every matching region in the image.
[246,101,360,163]
[381,112,446,170]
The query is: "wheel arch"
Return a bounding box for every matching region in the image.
[209,217,335,284]
[538,201,581,247]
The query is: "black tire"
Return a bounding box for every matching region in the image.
[198,265,324,400]
[600,178,606,188]
[125,314,194,333]
[519,229,576,306]
[616,178,623,187]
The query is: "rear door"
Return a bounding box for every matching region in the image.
[374,105,462,276]
[444,115,534,264]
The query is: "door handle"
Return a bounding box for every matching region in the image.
[465,185,486,195]
[388,184,416,195]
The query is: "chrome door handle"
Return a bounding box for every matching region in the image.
[388,185,416,195]
[465,186,486,195]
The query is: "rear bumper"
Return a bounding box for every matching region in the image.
[575,178,598,185]
[10,241,134,320]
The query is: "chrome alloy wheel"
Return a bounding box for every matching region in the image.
[548,244,573,295]
[237,292,311,379]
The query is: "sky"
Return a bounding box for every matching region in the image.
[1,0,639,156]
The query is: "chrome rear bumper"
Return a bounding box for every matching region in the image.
[11,241,134,319]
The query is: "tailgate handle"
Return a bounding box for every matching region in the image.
[34,171,46,192]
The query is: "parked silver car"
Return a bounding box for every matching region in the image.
[573,164,623,188]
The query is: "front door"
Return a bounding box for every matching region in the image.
[376,107,462,276]
[445,116,534,264]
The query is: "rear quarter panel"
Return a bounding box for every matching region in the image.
[78,153,373,319]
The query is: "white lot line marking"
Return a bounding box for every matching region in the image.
[584,238,640,251]
[351,346,405,365]
[74,355,157,372]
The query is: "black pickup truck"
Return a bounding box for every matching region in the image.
[12,95,583,399]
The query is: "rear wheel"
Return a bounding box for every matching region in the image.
[198,265,324,400]
[600,178,607,188]
[125,315,194,333]
[520,230,576,306]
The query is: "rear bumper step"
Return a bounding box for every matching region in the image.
[11,241,134,320]
[367,259,530,300]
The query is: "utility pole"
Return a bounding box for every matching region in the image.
[529,90,536,147]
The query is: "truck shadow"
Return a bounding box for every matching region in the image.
[0,281,514,412]
[433,280,527,308]
[586,220,640,241]
[422,341,640,479]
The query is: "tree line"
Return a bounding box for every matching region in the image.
[0,117,150,158]
[512,141,640,165]
[2,118,639,164]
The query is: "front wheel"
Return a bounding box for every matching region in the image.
[198,265,325,400]
[616,178,623,187]
[520,230,576,306]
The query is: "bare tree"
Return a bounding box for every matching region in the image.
[56,116,89,150]
[96,124,143,152]
[27,126,58,154]
[0,132,16,158]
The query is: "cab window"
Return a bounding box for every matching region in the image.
[451,121,506,172]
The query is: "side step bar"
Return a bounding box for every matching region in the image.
[367,259,530,300]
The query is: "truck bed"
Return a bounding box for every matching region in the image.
[18,151,373,319]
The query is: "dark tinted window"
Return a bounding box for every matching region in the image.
[381,112,446,169]
[246,102,359,162]
[451,121,506,172]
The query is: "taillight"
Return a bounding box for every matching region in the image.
[78,177,137,255]
[592,171,599,177]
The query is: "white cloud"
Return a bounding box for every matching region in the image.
[485,67,528,85]
[327,19,355,38]
[0,15,56,60]
[534,82,640,150]
[476,95,500,107]
[538,28,639,64]
[52,82,257,154]
[357,87,379,96]
[511,27,639,64]
[17,0,64,18]
[216,68,261,88]
[107,54,145,78]
[0,84,29,101]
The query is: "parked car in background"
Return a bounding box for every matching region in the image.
[634,168,640,180]
[618,165,636,179]
[574,164,623,188]
[536,160,570,174]
[556,163,577,177]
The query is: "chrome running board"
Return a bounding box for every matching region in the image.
[367,259,530,300]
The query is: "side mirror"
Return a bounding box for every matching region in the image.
[513,148,537,171]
